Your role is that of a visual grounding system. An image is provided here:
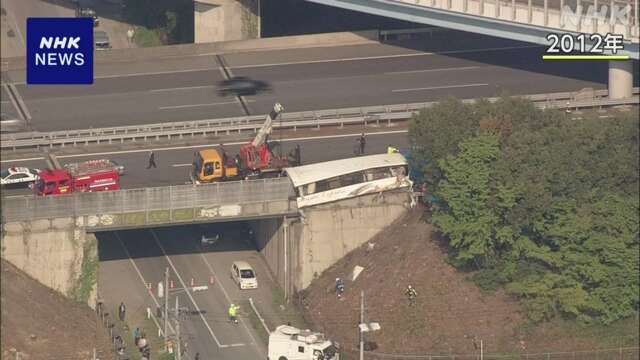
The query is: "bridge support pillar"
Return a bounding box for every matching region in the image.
[194,0,261,43]
[608,60,634,99]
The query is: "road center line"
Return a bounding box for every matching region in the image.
[226,45,538,69]
[198,252,262,351]
[1,129,409,163]
[384,65,481,75]
[150,230,225,348]
[115,232,176,336]
[159,101,241,110]
[392,83,489,93]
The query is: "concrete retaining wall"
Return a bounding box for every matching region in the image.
[294,190,411,290]
[195,0,260,44]
[1,218,97,307]
[253,217,284,285]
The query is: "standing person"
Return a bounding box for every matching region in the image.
[228,303,239,323]
[405,285,417,306]
[133,327,141,346]
[118,302,126,321]
[126,27,134,45]
[147,150,157,169]
[335,278,345,298]
[358,133,366,155]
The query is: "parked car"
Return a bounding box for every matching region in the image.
[230,261,258,289]
[76,6,99,26]
[0,167,40,186]
[217,77,271,97]
[94,30,111,50]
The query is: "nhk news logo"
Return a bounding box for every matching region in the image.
[27,17,93,84]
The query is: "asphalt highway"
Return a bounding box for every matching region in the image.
[1,130,409,196]
[5,31,621,132]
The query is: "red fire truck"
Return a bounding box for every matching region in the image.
[36,159,120,196]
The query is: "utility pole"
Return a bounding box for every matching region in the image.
[359,291,364,360]
[176,295,182,360]
[358,291,381,360]
[164,267,169,345]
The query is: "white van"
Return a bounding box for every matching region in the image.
[230,261,258,289]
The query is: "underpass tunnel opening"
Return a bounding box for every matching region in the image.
[260,0,430,37]
[95,219,281,262]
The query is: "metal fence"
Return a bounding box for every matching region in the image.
[357,347,640,359]
[2,89,637,151]
[2,177,297,224]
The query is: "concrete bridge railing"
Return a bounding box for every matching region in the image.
[2,178,297,230]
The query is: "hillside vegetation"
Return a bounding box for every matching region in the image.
[409,99,639,324]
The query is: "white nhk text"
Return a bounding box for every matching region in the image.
[35,36,85,66]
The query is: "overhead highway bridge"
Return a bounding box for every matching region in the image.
[306,0,638,98]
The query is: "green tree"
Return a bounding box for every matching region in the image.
[432,134,517,267]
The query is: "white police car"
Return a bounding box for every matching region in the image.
[0,167,40,186]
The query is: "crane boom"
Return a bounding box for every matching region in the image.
[251,103,284,147]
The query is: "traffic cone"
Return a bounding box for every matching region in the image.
[170,280,174,289]
[209,275,215,285]
[190,278,195,287]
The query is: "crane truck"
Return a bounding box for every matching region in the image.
[191,103,300,183]
[268,325,340,360]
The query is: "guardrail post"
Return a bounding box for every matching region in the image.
[169,186,173,222]
[145,188,149,225]
[560,0,564,27]
[544,0,548,26]
[527,0,532,23]
[609,0,614,33]
[495,0,500,17]
[464,0,468,12]
[480,0,485,14]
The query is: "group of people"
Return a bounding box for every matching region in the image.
[334,278,418,305]
[355,133,400,156]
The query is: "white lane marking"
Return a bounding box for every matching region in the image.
[9,67,220,86]
[227,45,538,69]
[392,83,489,93]
[172,163,192,167]
[115,232,176,336]
[9,45,538,85]
[159,101,241,110]
[198,252,261,350]
[7,9,25,47]
[150,230,227,348]
[1,129,408,163]
[384,65,481,75]
[150,85,215,93]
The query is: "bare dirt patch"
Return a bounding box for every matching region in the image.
[1,259,112,360]
[299,207,639,358]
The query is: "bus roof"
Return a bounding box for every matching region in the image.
[284,153,407,187]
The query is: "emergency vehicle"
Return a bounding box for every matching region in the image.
[36,159,120,196]
[191,103,300,184]
[268,325,340,360]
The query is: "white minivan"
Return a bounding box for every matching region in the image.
[230,261,258,289]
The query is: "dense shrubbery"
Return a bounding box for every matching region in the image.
[409,98,639,324]
[122,0,193,46]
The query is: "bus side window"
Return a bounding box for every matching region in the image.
[204,162,214,176]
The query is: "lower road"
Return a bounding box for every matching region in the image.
[4,31,627,132]
[98,223,281,360]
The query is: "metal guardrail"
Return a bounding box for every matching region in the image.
[1,88,638,151]
[2,177,297,224]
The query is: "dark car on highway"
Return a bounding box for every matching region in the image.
[217,77,271,97]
